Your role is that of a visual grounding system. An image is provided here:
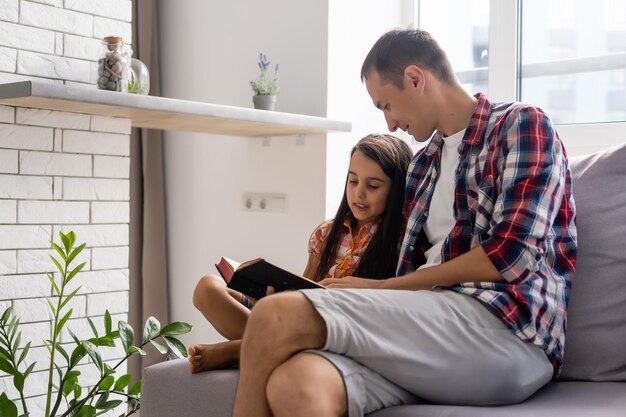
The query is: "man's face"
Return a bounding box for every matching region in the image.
[365,69,436,142]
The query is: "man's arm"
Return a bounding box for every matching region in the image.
[321,245,503,290]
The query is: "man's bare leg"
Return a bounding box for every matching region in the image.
[232,292,332,417]
[267,352,347,417]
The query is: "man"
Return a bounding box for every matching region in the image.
[232,29,577,417]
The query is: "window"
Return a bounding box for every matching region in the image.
[416,0,490,95]
[414,0,626,155]
[520,0,626,124]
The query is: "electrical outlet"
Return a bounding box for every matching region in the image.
[242,192,287,213]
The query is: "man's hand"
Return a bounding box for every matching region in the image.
[319,276,386,289]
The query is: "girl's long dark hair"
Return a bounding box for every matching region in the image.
[314,134,413,280]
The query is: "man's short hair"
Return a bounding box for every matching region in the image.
[361,29,456,88]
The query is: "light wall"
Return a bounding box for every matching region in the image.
[158,0,411,346]
[159,0,329,346]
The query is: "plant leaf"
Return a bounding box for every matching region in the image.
[0,346,11,362]
[63,369,81,382]
[149,339,167,354]
[10,332,21,355]
[87,317,99,338]
[95,400,123,411]
[128,345,146,356]
[13,371,24,391]
[113,373,132,391]
[0,392,18,417]
[54,342,70,364]
[46,297,57,316]
[0,356,15,375]
[82,341,103,373]
[60,231,71,253]
[162,336,188,359]
[127,380,141,396]
[103,362,115,377]
[7,316,19,342]
[68,328,82,346]
[54,308,73,339]
[59,286,82,311]
[66,261,86,284]
[98,375,115,391]
[104,311,112,336]
[95,391,109,407]
[46,273,61,298]
[77,404,96,417]
[66,243,86,266]
[118,322,134,354]
[89,336,115,348]
[70,344,86,367]
[67,231,76,251]
[42,340,52,355]
[16,341,30,367]
[0,307,11,323]
[159,322,192,336]
[50,241,67,262]
[62,373,77,397]
[22,362,35,380]
[142,316,160,343]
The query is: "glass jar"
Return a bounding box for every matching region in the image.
[96,36,129,92]
[128,57,150,95]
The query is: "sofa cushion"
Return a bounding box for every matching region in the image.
[368,381,626,417]
[141,360,626,417]
[559,143,626,381]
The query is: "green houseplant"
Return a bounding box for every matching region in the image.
[0,231,191,417]
[250,53,279,110]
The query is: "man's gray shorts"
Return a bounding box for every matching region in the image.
[300,289,552,417]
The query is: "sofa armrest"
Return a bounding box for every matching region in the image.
[141,359,238,417]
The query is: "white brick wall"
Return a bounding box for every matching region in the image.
[0,46,17,72]
[1,0,132,85]
[0,111,132,406]
[94,155,130,178]
[1,2,133,408]
[0,105,14,122]
[0,149,18,173]
[0,0,19,23]
[91,201,130,223]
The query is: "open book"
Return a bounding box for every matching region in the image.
[215,256,324,300]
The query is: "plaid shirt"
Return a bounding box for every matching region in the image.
[397,93,577,375]
[309,215,379,278]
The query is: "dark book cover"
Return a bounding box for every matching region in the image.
[216,257,324,300]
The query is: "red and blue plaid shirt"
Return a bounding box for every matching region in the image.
[397,93,577,376]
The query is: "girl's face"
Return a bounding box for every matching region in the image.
[346,149,392,229]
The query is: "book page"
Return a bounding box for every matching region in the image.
[216,257,242,283]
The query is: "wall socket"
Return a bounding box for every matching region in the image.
[242,192,287,213]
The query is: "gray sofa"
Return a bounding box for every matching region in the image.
[141,143,626,417]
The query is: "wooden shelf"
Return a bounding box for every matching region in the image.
[0,81,351,137]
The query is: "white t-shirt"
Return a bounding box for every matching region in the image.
[419,129,465,269]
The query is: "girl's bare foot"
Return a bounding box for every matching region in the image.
[188,340,241,373]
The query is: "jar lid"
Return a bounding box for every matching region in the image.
[103,35,124,49]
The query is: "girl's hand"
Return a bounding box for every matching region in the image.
[319,276,386,289]
[244,286,276,307]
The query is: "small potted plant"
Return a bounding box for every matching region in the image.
[250,53,279,111]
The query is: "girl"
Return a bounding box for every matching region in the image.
[188,133,413,373]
